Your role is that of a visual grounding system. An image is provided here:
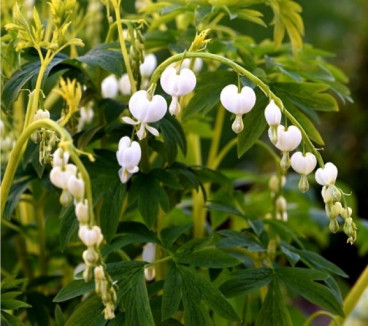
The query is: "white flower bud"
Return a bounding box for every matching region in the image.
[273,125,302,152]
[82,248,98,265]
[75,200,89,224]
[290,152,317,175]
[80,106,94,124]
[53,148,70,167]
[140,54,157,77]
[326,202,342,219]
[34,109,50,121]
[220,84,256,115]
[49,164,77,189]
[78,225,104,247]
[103,303,115,320]
[315,162,338,186]
[160,66,197,97]
[276,196,287,212]
[67,175,85,200]
[341,207,352,219]
[142,243,156,262]
[181,58,203,73]
[101,75,119,98]
[144,267,156,281]
[118,73,131,95]
[264,100,281,126]
[59,189,73,206]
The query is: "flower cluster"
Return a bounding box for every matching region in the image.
[315,163,357,243]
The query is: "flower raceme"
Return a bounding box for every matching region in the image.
[220,84,256,133]
[116,136,142,184]
[160,65,197,115]
[122,90,167,140]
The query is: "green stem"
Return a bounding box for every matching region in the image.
[207,105,225,169]
[212,138,237,170]
[304,311,340,326]
[150,52,324,168]
[35,200,47,276]
[139,137,150,173]
[113,4,137,93]
[0,120,95,226]
[329,264,368,325]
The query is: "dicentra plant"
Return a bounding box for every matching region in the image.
[1,0,367,325]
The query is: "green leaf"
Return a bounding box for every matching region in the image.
[160,224,192,248]
[276,267,344,316]
[55,304,66,326]
[1,298,31,310]
[217,230,265,252]
[65,295,105,326]
[59,206,78,251]
[181,287,213,326]
[53,280,94,303]
[280,243,300,266]
[272,82,339,112]
[130,174,169,228]
[122,268,155,326]
[77,44,123,76]
[100,181,126,243]
[219,268,274,298]
[1,54,65,110]
[255,278,292,326]
[178,265,240,322]
[151,169,183,190]
[158,114,187,164]
[236,9,266,27]
[237,90,268,157]
[1,311,22,326]
[162,264,183,321]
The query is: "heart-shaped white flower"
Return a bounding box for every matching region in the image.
[274,125,302,152]
[220,84,256,115]
[181,58,203,73]
[290,152,317,175]
[78,225,104,247]
[140,53,157,78]
[50,164,77,189]
[160,66,197,97]
[118,73,131,95]
[123,90,167,139]
[53,148,70,167]
[315,162,338,186]
[67,175,85,200]
[116,136,142,183]
[75,200,89,224]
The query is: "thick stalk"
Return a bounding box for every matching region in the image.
[35,201,47,276]
[113,4,137,93]
[329,264,368,325]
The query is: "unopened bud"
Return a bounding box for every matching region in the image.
[94,266,105,281]
[325,202,342,219]
[298,175,309,193]
[60,189,73,206]
[329,219,339,233]
[341,207,352,219]
[82,247,98,265]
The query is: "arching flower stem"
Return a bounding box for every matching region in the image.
[150,51,324,168]
[0,119,95,226]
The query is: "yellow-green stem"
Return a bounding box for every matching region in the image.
[1,120,95,226]
[113,4,137,93]
[35,201,47,276]
[304,311,340,326]
[329,264,368,325]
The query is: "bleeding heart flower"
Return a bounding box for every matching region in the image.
[101,75,119,98]
[67,174,85,200]
[140,54,157,78]
[53,148,70,167]
[315,162,338,186]
[78,225,104,247]
[116,136,142,183]
[273,125,302,152]
[50,164,77,189]
[75,200,89,224]
[290,152,317,175]
[122,90,167,139]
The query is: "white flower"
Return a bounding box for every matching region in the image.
[101,75,119,98]
[53,148,70,167]
[273,125,302,152]
[80,106,94,124]
[122,90,167,139]
[264,100,281,126]
[315,162,338,186]
[67,175,85,200]
[160,65,197,115]
[49,164,77,189]
[118,73,131,95]
[220,84,256,133]
[290,152,317,175]
[181,58,203,73]
[34,109,50,121]
[116,136,142,183]
[75,200,89,224]
[140,54,157,78]
[142,243,156,281]
[78,225,104,247]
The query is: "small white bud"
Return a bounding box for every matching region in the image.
[67,175,85,200]
[341,207,352,219]
[315,162,338,186]
[78,225,104,247]
[264,100,281,126]
[75,200,89,224]
[34,109,50,121]
[181,58,203,73]
[118,73,131,95]
[140,54,157,77]
[82,248,98,265]
[142,243,156,262]
[144,267,156,281]
[101,75,119,98]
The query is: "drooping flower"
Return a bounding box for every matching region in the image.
[273,125,302,152]
[140,54,157,78]
[75,200,89,224]
[78,104,94,131]
[315,162,338,186]
[220,84,256,133]
[181,58,203,73]
[118,73,131,95]
[49,164,77,190]
[67,174,85,201]
[53,148,70,167]
[264,100,282,143]
[122,90,167,139]
[34,109,50,121]
[116,136,142,183]
[160,65,196,115]
[78,225,104,247]
[101,75,119,98]
[290,151,317,193]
